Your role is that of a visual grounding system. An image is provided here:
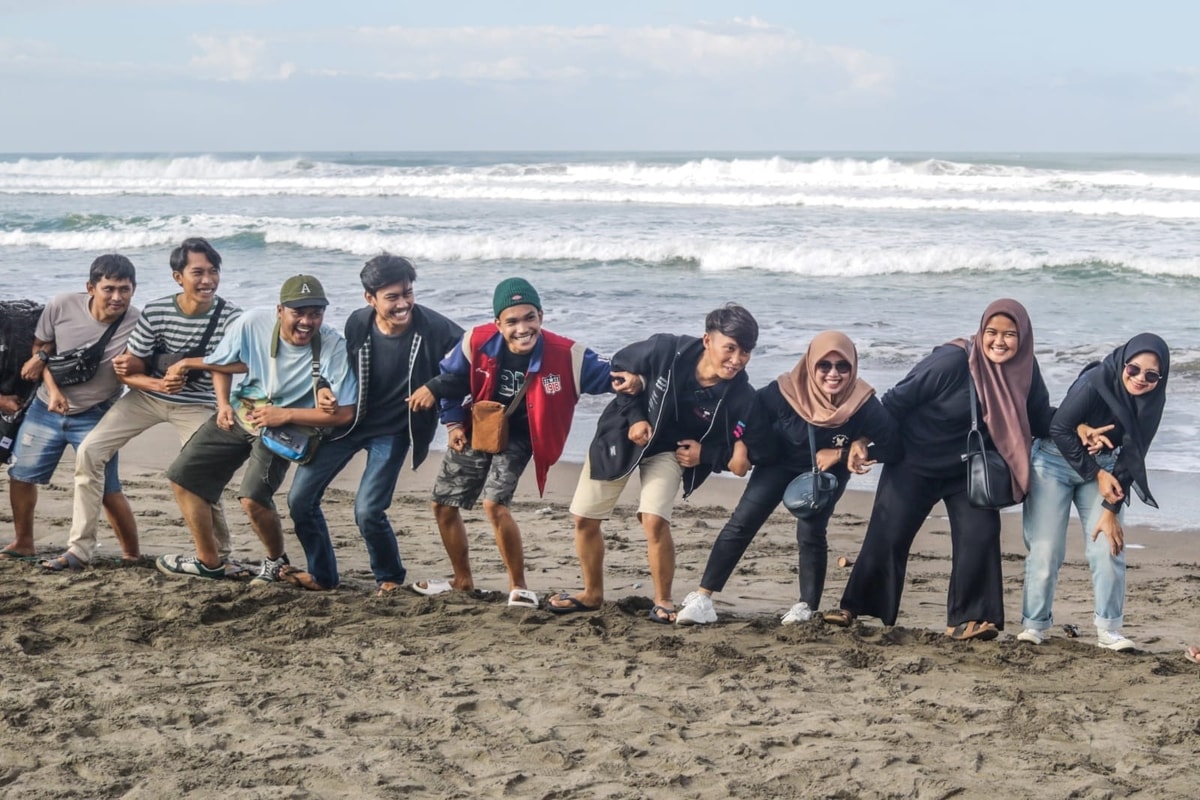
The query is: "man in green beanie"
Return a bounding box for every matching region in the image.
[409,276,640,609]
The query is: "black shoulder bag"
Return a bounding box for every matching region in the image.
[46,312,127,387]
[962,369,1018,509]
[782,425,840,519]
[149,298,227,377]
[0,391,36,464]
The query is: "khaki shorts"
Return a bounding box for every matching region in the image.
[569,451,683,522]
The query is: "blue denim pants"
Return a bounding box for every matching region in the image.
[9,396,120,492]
[1021,439,1123,631]
[286,429,409,588]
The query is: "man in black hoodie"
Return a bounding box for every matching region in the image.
[547,303,758,622]
[282,254,463,593]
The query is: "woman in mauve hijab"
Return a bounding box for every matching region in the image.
[673,331,900,627]
[1019,333,1170,652]
[825,299,1053,640]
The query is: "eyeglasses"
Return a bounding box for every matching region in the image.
[815,360,852,375]
[1124,363,1161,384]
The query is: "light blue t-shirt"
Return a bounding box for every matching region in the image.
[207,307,357,408]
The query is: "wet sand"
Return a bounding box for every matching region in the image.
[2,424,1199,798]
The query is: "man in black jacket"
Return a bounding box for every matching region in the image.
[547,303,759,622]
[282,254,463,593]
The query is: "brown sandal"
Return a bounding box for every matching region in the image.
[946,620,998,641]
[279,566,334,591]
[822,608,855,627]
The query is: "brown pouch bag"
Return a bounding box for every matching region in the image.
[470,401,509,454]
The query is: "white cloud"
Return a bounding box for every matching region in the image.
[333,19,892,92]
[189,33,292,82]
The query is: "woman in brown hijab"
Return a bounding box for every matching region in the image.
[823,299,1053,640]
[675,331,900,626]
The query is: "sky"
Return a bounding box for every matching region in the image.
[3,1,1200,153]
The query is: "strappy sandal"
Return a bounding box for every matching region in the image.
[40,552,87,573]
[822,608,855,627]
[946,620,998,641]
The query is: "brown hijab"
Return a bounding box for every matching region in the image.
[777,331,875,428]
[950,298,1036,500]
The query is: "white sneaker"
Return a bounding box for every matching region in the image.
[1097,629,1136,652]
[781,602,813,625]
[1016,628,1046,645]
[675,591,717,625]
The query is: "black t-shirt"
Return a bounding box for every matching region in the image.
[647,358,726,457]
[493,348,531,435]
[354,323,415,439]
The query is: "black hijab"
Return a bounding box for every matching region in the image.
[1084,332,1169,508]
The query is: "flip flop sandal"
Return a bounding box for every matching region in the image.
[507,588,539,608]
[0,547,41,563]
[1184,647,1200,665]
[946,621,999,641]
[822,608,856,627]
[279,566,334,591]
[647,604,676,624]
[40,552,87,573]
[545,593,600,615]
[411,579,453,596]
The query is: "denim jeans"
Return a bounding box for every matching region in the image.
[1021,439,1123,631]
[287,429,409,588]
[9,396,120,493]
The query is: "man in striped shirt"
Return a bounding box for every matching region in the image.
[41,237,242,572]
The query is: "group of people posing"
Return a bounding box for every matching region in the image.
[0,238,1172,652]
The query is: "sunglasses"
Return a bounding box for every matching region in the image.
[1124,363,1162,384]
[815,360,852,375]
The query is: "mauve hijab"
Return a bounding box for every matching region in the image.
[1084,332,1170,508]
[777,331,875,428]
[950,299,1036,501]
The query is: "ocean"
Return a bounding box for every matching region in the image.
[1,151,1197,529]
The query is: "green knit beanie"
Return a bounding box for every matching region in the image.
[492,277,542,318]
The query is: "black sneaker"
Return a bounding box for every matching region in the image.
[251,553,290,583]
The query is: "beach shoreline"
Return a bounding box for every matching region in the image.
[2,424,1199,798]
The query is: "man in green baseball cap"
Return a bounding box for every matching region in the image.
[279,275,329,309]
[156,273,357,583]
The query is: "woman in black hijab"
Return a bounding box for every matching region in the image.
[1019,333,1170,652]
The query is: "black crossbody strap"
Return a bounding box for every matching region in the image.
[83,312,126,361]
[186,298,226,358]
[807,424,820,475]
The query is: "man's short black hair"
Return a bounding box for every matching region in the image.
[361,253,417,294]
[89,254,136,287]
[170,237,222,273]
[705,303,758,352]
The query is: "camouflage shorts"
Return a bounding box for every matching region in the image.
[430,429,534,509]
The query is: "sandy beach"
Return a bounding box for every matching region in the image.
[2,423,1199,799]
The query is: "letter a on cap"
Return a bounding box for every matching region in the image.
[301,282,311,294]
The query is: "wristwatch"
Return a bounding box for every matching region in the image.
[36,350,49,362]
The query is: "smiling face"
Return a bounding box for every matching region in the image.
[174,250,220,310]
[698,331,752,385]
[495,303,543,355]
[366,280,415,335]
[278,305,325,346]
[813,351,852,396]
[980,313,1020,365]
[86,276,135,323]
[1122,351,1162,396]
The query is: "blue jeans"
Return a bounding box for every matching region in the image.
[9,397,120,493]
[1021,440,1123,631]
[287,430,409,588]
